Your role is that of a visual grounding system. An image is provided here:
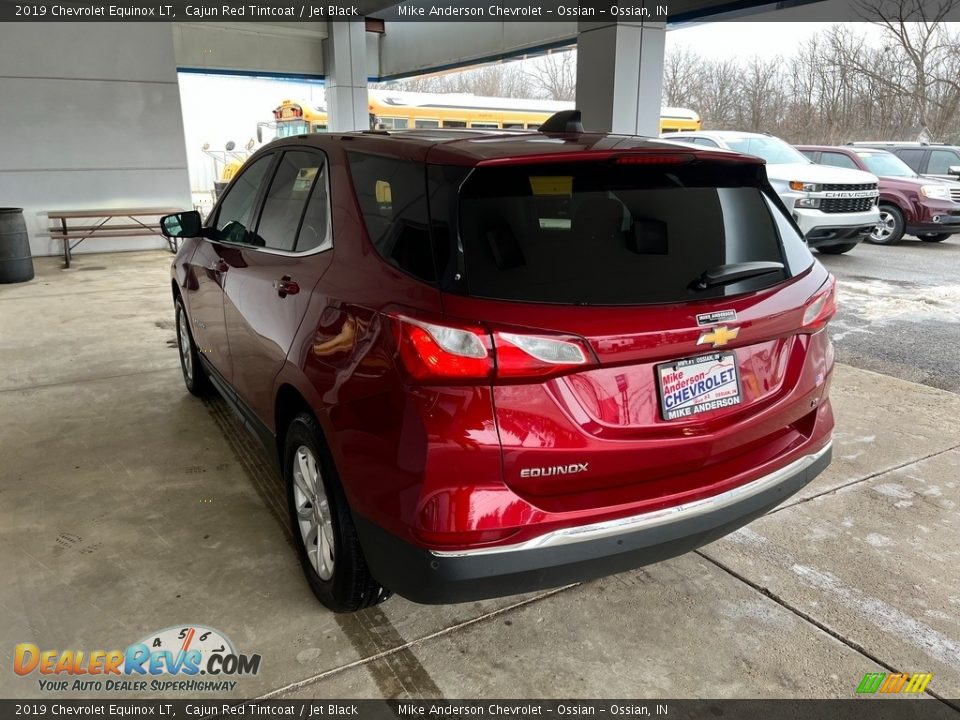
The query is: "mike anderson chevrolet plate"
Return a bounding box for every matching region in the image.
[657,352,742,421]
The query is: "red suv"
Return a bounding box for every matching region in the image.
[163,114,836,612]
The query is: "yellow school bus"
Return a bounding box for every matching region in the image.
[263,92,700,137]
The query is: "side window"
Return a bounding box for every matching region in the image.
[821,152,859,170]
[255,150,329,252]
[928,149,960,175]
[691,137,720,148]
[895,148,925,172]
[214,155,273,245]
[297,162,332,253]
[347,152,434,282]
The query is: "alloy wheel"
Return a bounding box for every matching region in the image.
[292,445,335,581]
[177,306,193,383]
[870,210,895,243]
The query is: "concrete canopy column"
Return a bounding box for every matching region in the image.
[324,21,369,131]
[575,19,666,136]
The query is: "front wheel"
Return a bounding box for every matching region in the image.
[817,242,859,255]
[868,205,905,245]
[917,232,952,242]
[175,297,210,396]
[284,413,390,613]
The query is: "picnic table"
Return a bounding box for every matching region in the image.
[48,207,185,268]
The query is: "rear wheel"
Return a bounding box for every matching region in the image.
[175,297,210,396]
[817,242,859,255]
[284,413,390,612]
[917,232,951,242]
[868,205,905,245]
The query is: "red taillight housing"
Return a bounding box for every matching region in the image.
[390,314,597,384]
[802,276,837,332]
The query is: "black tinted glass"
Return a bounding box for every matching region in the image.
[256,151,324,252]
[457,161,801,305]
[215,155,273,244]
[347,152,434,282]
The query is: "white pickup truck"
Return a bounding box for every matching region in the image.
[662,131,880,254]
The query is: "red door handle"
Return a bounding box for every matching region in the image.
[274,276,300,298]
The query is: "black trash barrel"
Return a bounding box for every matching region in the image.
[0,208,34,283]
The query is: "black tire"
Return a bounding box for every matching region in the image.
[867,205,905,245]
[283,413,390,612]
[174,296,211,396]
[817,242,859,255]
[917,232,951,242]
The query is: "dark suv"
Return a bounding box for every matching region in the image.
[852,143,960,195]
[162,115,835,612]
[798,145,960,244]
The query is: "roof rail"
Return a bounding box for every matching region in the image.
[539,110,583,135]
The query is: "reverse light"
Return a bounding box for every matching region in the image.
[494,331,592,378]
[789,181,821,192]
[802,277,838,332]
[920,184,951,201]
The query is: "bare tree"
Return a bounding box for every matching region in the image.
[526,51,577,101]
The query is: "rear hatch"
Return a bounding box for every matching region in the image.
[438,151,833,509]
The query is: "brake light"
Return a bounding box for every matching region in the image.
[390,314,596,383]
[802,276,837,332]
[392,316,493,381]
[615,153,694,165]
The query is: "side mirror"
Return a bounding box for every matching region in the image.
[160,211,203,238]
[948,165,960,177]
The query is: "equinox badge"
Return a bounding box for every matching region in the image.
[520,463,589,478]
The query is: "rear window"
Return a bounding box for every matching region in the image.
[456,161,811,305]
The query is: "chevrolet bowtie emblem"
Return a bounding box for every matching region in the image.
[697,325,740,348]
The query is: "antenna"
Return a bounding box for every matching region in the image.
[539,110,584,135]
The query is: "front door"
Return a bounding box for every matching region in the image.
[222,149,334,423]
[191,153,277,384]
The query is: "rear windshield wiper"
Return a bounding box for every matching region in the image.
[690,261,785,291]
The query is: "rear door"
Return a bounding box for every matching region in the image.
[188,153,275,384]
[438,155,830,504]
[221,148,334,424]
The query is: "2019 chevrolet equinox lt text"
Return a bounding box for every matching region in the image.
[162,112,836,612]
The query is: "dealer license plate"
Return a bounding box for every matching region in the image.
[657,351,742,421]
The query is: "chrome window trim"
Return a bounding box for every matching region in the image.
[205,146,333,258]
[430,439,832,558]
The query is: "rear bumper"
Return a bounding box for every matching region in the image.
[356,440,832,604]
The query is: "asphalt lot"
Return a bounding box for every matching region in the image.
[818,234,960,393]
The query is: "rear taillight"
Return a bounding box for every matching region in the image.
[390,314,596,383]
[392,316,493,381]
[494,331,591,378]
[801,276,837,332]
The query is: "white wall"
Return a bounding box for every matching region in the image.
[0,23,192,257]
[172,22,326,76]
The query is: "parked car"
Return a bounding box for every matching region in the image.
[162,114,836,612]
[797,145,960,244]
[663,131,879,255]
[851,141,960,191]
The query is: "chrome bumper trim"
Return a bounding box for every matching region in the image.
[430,440,832,558]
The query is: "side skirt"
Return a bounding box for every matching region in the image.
[198,355,280,472]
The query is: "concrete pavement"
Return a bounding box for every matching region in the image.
[1,251,957,703]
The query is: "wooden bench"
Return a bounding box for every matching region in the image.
[47,207,186,268]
